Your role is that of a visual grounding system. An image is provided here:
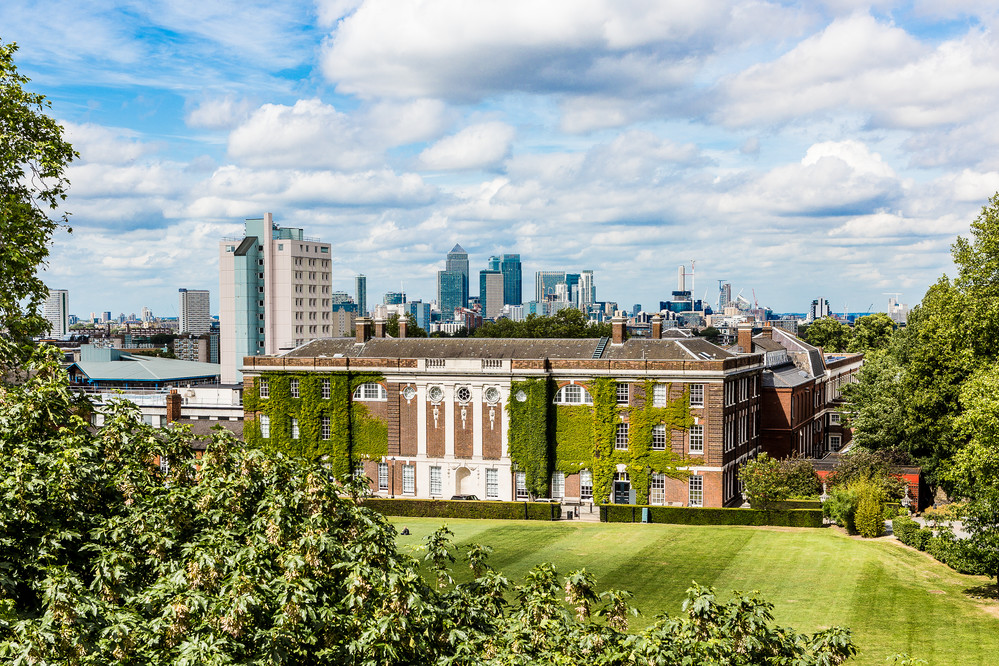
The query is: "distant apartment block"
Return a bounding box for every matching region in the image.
[479,269,504,319]
[219,213,332,384]
[354,275,367,317]
[178,288,211,335]
[43,289,69,338]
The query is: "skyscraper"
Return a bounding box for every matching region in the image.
[355,274,367,317]
[578,270,595,307]
[438,244,469,316]
[488,254,523,306]
[446,244,469,287]
[43,289,69,337]
[219,213,332,383]
[383,291,406,305]
[178,288,211,335]
[479,270,504,319]
[535,270,567,303]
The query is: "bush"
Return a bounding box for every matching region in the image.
[910,528,932,551]
[363,498,561,521]
[599,505,824,528]
[824,485,861,533]
[892,514,919,544]
[769,499,823,510]
[740,454,820,509]
[855,484,886,538]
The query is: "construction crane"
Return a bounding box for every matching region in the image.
[866,303,874,314]
[752,288,759,309]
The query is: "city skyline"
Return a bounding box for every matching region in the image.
[9,3,999,315]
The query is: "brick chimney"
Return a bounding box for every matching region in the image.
[737,323,754,353]
[166,389,182,423]
[356,317,372,343]
[760,321,774,339]
[651,313,663,340]
[611,311,628,345]
[398,317,408,339]
[373,317,387,338]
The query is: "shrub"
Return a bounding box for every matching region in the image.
[824,485,861,533]
[782,457,822,498]
[892,514,919,545]
[855,484,886,538]
[910,528,932,551]
[741,453,820,509]
[599,505,824,528]
[363,498,561,521]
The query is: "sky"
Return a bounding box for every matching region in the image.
[6,0,999,318]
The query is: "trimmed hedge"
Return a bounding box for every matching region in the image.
[893,515,990,576]
[599,505,824,528]
[362,498,561,521]
[755,499,823,511]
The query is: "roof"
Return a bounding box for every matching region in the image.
[283,336,737,362]
[762,364,815,389]
[69,353,220,382]
[173,418,244,449]
[449,243,466,254]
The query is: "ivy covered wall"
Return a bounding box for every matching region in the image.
[244,372,387,478]
[509,377,692,504]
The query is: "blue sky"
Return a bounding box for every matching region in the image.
[6,0,999,318]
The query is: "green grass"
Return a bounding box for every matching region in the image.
[390,517,999,665]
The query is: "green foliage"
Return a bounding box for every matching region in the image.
[506,378,552,497]
[892,514,919,544]
[855,483,886,538]
[0,41,78,358]
[824,485,861,533]
[473,309,611,338]
[626,380,691,504]
[385,312,428,338]
[826,448,908,501]
[363,498,561,521]
[600,504,825,528]
[590,378,620,504]
[244,371,385,478]
[552,405,595,475]
[803,316,852,352]
[740,453,820,509]
[847,312,896,354]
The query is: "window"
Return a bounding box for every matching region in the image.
[689,425,704,454]
[829,413,841,425]
[515,471,529,500]
[354,461,364,479]
[378,463,389,491]
[353,382,386,400]
[159,455,170,476]
[486,469,499,499]
[551,472,565,500]
[430,466,442,496]
[689,384,704,407]
[829,435,842,451]
[688,475,703,507]
[650,473,666,505]
[402,465,415,495]
[259,415,270,438]
[258,378,269,398]
[290,378,299,398]
[322,379,331,399]
[652,424,667,450]
[456,386,471,403]
[321,416,330,439]
[291,418,299,439]
[580,470,593,500]
[616,383,629,405]
[652,383,668,407]
[554,384,593,404]
[615,423,629,450]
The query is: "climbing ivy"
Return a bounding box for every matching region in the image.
[589,378,621,505]
[506,377,553,497]
[625,381,692,504]
[552,406,594,475]
[244,371,386,479]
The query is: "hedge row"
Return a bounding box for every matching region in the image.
[362,498,562,521]
[599,504,824,528]
[760,499,823,511]
[893,515,989,575]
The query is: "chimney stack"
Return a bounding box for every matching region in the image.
[373,317,387,339]
[651,313,663,340]
[737,323,754,353]
[611,311,627,345]
[356,317,372,343]
[166,389,182,423]
[398,317,408,339]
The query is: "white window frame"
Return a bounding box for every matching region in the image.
[652,383,668,407]
[353,382,387,401]
[554,384,594,405]
[579,470,593,500]
[829,434,842,450]
[486,468,499,499]
[354,461,364,479]
[259,414,270,438]
[290,378,299,398]
[402,464,415,495]
[378,462,389,491]
[688,475,703,507]
[258,378,269,398]
[615,423,629,450]
[322,379,331,399]
[689,384,704,408]
[321,416,330,440]
[430,466,442,496]
[551,471,565,500]
[689,425,704,454]
[616,383,629,405]
[829,412,841,425]
[515,471,529,500]
[651,424,667,450]
[291,417,299,439]
[650,472,666,506]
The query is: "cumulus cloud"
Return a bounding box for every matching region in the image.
[186,95,256,129]
[419,122,516,170]
[62,122,154,165]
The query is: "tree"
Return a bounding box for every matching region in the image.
[472,309,612,339]
[854,481,886,538]
[694,326,721,344]
[847,313,895,354]
[385,312,428,338]
[0,41,77,358]
[802,316,852,352]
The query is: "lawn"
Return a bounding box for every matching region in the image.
[389,517,999,665]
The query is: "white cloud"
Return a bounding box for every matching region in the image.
[62,122,154,165]
[419,122,515,170]
[186,96,255,129]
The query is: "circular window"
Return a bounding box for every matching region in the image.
[428,386,444,402]
[456,386,472,403]
[515,390,528,402]
[484,387,500,404]
[402,386,416,400]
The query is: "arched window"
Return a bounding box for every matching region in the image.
[554,384,593,405]
[353,382,386,400]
